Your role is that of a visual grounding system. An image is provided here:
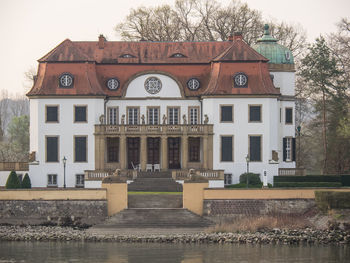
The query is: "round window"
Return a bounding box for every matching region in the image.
[107,78,120,90]
[144,77,162,94]
[233,73,248,87]
[59,73,73,87]
[187,78,200,90]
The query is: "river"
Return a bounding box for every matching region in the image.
[0,242,349,262]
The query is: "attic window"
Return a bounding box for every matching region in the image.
[120,54,135,58]
[59,73,74,88]
[233,72,248,88]
[170,53,186,58]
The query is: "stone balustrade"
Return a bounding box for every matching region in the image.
[0,162,29,171]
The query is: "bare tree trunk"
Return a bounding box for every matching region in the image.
[322,90,328,174]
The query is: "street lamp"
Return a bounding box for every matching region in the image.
[245,154,250,188]
[63,156,67,188]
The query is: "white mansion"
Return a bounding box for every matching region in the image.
[27,25,296,188]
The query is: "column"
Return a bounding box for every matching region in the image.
[161,135,168,170]
[182,135,188,169]
[208,134,213,169]
[120,135,127,169]
[140,135,147,171]
[202,135,208,169]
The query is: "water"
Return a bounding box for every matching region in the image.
[0,242,349,263]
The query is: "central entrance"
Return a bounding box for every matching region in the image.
[127,137,140,169]
[168,137,181,169]
[147,137,160,164]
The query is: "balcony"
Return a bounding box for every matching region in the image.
[95,124,213,136]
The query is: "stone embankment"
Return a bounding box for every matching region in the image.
[0,226,349,245]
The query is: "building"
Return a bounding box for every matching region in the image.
[27,25,296,188]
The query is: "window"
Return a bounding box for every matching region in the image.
[168,107,179,125]
[74,136,87,162]
[188,137,200,162]
[47,174,57,187]
[74,106,87,122]
[249,105,262,122]
[108,107,118,125]
[187,78,200,90]
[148,107,159,125]
[107,137,119,162]
[283,137,296,162]
[224,174,232,185]
[233,72,248,88]
[46,136,59,162]
[221,136,233,162]
[46,106,59,122]
[249,135,262,162]
[189,107,199,124]
[76,174,84,188]
[127,107,139,125]
[285,108,293,124]
[220,105,233,122]
[59,73,74,88]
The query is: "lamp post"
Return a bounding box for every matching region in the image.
[296,125,301,168]
[63,156,67,188]
[245,154,250,188]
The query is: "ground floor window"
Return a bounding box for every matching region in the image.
[249,135,262,161]
[221,136,233,162]
[46,136,59,162]
[188,137,200,162]
[74,136,87,162]
[107,137,119,162]
[47,174,57,187]
[224,173,232,185]
[283,137,296,162]
[75,174,84,188]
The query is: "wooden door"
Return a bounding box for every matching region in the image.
[127,137,140,169]
[168,137,181,169]
[147,137,160,164]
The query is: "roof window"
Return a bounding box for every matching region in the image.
[120,54,135,58]
[170,53,186,58]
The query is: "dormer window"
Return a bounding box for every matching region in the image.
[233,72,248,88]
[59,73,74,88]
[170,53,186,58]
[120,54,135,58]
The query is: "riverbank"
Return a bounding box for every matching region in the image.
[0,226,349,245]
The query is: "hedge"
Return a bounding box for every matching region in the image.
[274,182,342,188]
[274,176,341,183]
[226,183,263,189]
[341,175,350,186]
[315,191,350,211]
[21,173,31,189]
[239,173,261,185]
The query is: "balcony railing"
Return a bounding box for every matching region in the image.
[278,168,306,176]
[96,124,213,136]
[172,169,225,180]
[0,162,29,171]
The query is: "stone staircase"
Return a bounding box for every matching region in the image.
[128,171,183,192]
[93,208,214,228]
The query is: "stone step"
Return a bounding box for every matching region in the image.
[128,178,183,192]
[94,208,214,228]
[128,194,183,208]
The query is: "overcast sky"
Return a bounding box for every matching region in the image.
[0,0,349,96]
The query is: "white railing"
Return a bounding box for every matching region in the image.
[278,168,306,176]
[85,170,109,180]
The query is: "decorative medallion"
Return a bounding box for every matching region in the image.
[144,77,162,94]
[59,73,73,88]
[187,78,200,90]
[107,78,120,90]
[233,72,248,87]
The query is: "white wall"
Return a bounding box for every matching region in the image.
[125,74,182,98]
[271,72,295,96]
[29,98,104,187]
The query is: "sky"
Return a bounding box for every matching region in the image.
[0,0,349,96]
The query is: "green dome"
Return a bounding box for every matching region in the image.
[252,24,294,65]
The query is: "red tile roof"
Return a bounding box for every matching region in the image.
[28,38,279,97]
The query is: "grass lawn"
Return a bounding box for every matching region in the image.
[128,191,182,195]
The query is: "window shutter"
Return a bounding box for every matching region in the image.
[283,138,286,161]
[292,138,296,162]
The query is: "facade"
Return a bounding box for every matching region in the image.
[27,25,296,188]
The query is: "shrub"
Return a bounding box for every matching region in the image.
[225,183,263,189]
[21,173,31,189]
[239,173,261,185]
[274,182,342,188]
[5,171,21,189]
[315,191,350,212]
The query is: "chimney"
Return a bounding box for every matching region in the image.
[233,32,243,41]
[98,34,106,49]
